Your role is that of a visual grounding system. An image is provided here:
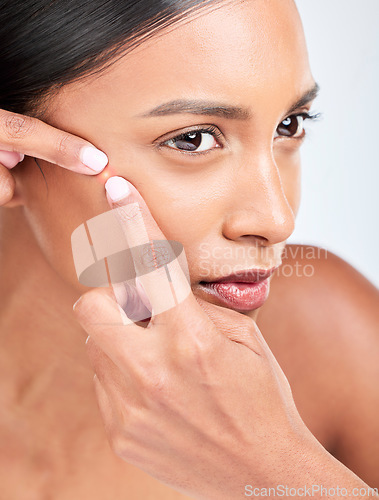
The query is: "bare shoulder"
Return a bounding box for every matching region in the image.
[258,244,379,487]
[267,243,378,327]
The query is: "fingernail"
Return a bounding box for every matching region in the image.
[0,150,24,169]
[105,176,132,202]
[80,146,108,173]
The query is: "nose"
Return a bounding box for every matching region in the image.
[222,151,296,245]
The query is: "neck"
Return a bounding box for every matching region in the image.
[0,207,97,418]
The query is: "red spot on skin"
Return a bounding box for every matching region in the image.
[97,165,117,184]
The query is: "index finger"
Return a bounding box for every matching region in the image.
[104,176,194,320]
[0,108,108,175]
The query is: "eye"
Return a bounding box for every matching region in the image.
[275,113,315,139]
[161,125,222,154]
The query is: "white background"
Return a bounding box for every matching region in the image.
[289,1,379,288]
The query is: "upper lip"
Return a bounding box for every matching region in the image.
[201,265,280,284]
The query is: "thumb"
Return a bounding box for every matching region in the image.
[196,297,293,394]
[194,296,265,355]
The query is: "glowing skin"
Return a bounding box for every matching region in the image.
[7,0,314,319]
[1,0,313,483]
[5,0,378,498]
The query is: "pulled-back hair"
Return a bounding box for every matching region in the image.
[0,0,222,116]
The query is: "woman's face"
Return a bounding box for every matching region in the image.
[16,0,317,318]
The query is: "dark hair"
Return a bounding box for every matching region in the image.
[0,0,223,117]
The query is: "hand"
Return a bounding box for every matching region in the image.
[0,108,108,205]
[73,177,373,500]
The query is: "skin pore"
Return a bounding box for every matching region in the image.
[0,0,333,497]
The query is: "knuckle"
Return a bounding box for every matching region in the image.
[3,113,35,140]
[183,340,213,379]
[114,204,144,229]
[56,133,73,157]
[110,434,145,466]
[236,331,264,357]
[129,351,156,387]
[146,375,167,397]
[140,366,173,404]
[232,316,265,356]
[110,433,130,458]
[178,332,210,364]
[134,349,157,378]
[102,408,135,458]
[239,314,257,332]
[120,203,143,222]
[174,320,215,374]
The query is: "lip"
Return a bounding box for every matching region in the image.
[201,266,280,284]
[197,266,280,311]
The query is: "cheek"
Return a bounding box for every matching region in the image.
[20,157,221,291]
[117,161,221,279]
[20,160,109,291]
[131,173,209,274]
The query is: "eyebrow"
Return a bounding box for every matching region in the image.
[137,82,320,120]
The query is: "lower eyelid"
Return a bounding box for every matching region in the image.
[160,145,218,157]
[274,133,306,144]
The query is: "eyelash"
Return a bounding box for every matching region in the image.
[157,111,320,156]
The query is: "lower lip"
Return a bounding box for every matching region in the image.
[199,279,270,311]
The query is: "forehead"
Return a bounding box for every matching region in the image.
[50,0,312,125]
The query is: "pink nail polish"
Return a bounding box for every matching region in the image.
[80,146,108,173]
[0,150,24,169]
[105,176,132,202]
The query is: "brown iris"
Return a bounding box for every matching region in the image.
[277,116,301,137]
[172,131,203,151]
